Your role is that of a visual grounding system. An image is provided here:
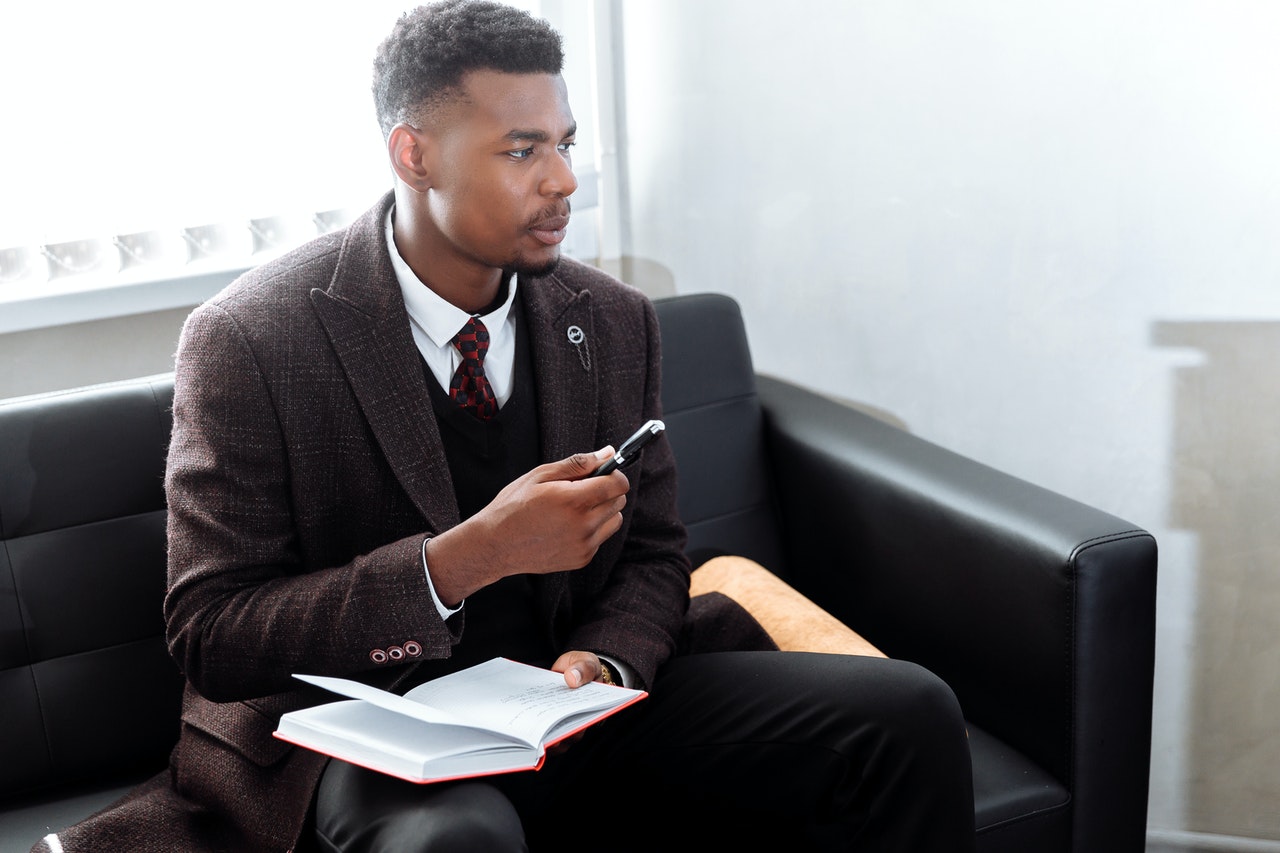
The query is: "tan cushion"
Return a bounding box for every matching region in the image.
[690,556,886,658]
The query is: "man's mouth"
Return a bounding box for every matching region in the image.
[529,214,570,246]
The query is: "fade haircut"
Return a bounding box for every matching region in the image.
[372,0,564,139]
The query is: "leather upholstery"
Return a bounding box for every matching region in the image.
[0,377,183,826]
[656,292,1156,852]
[0,293,1157,853]
[657,292,787,574]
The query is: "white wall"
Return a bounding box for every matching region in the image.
[4,0,1277,842]
[614,0,1280,842]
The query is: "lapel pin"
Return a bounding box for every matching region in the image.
[566,325,590,371]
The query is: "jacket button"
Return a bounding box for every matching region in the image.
[369,649,388,664]
[404,640,422,657]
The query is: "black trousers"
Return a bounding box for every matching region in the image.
[314,651,976,852]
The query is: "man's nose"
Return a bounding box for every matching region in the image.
[540,153,578,198]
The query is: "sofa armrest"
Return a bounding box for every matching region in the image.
[755,374,1156,851]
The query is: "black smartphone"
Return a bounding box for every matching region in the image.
[592,419,666,476]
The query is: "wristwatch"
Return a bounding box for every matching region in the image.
[598,660,617,686]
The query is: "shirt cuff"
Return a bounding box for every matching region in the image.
[598,654,637,689]
[422,537,464,621]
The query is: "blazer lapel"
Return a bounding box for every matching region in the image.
[521,271,599,464]
[309,194,460,533]
[520,270,600,619]
[305,198,601,563]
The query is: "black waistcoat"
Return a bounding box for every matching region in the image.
[415,298,555,677]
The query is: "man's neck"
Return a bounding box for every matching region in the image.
[391,193,504,313]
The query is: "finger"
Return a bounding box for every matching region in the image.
[582,486,628,523]
[587,505,625,550]
[526,446,614,484]
[552,652,598,689]
[571,446,614,479]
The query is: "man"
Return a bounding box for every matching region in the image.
[35,2,975,851]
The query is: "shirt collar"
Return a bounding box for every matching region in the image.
[386,205,518,350]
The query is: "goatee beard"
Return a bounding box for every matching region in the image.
[505,255,562,279]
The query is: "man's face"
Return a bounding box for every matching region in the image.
[425,70,578,278]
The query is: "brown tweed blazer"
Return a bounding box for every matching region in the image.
[36,192,694,853]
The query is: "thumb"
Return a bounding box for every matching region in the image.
[554,445,614,480]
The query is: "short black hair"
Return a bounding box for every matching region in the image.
[372,0,565,139]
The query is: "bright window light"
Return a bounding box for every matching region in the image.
[0,0,594,300]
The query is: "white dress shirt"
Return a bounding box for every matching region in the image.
[387,209,518,405]
[384,208,635,688]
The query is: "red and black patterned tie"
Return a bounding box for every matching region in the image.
[449,316,497,420]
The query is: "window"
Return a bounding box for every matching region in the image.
[0,0,608,331]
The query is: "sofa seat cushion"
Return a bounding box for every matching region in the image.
[969,723,1070,851]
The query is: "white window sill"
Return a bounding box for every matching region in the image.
[1,173,601,336]
[0,260,252,335]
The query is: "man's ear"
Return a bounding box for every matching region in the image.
[388,123,433,192]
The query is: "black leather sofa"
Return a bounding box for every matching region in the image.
[0,291,1156,851]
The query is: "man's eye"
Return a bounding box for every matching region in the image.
[509,147,534,160]
[558,141,576,154]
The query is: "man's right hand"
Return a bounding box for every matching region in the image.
[424,446,629,606]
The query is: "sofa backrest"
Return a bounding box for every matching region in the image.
[653,293,789,579]
[0,376,182,800]
[0,292,783,802]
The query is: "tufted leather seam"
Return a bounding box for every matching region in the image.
[1,477,58,767]
[12,507,167,534]
[1062,530,1155,795]
[24,634,168,667]
[0,373,175,408]
[1064,549,1078,794]
[662,390,757,418]
[976,793,1072,835]
[5,534,58,777]
[1067,529,1152,562]
[683,502,775,529]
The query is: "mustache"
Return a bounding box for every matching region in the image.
[526,199,571,229]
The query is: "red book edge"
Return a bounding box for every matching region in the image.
[273,686,648,785]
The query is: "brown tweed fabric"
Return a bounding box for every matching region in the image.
[34,191,736,852]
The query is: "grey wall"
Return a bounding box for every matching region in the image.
[612,0,1280,843]
[0,307,191,400]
